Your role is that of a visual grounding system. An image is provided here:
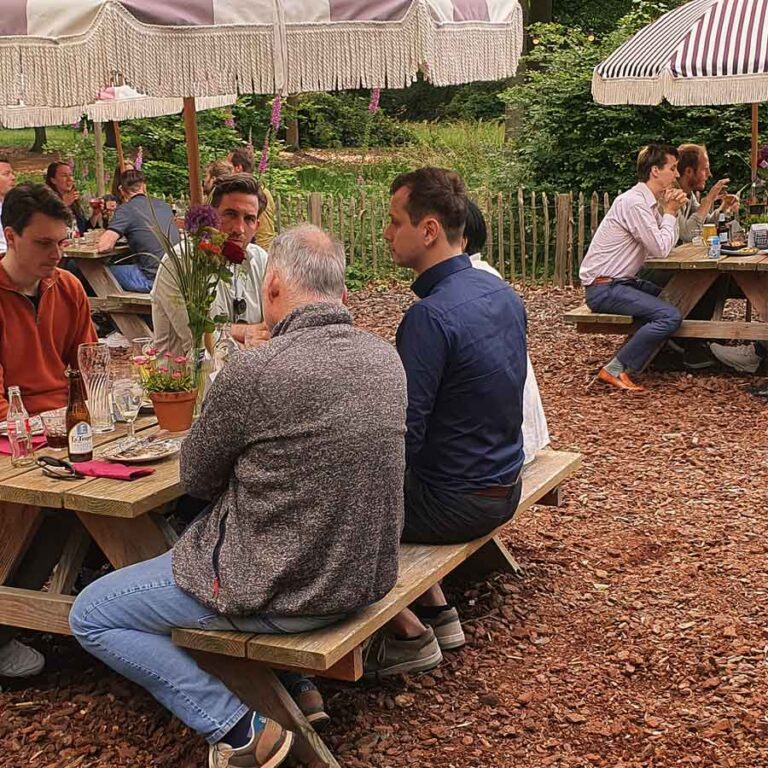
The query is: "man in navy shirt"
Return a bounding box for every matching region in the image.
[364,167,528,678]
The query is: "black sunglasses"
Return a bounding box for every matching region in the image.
[233,297,247,323]
[36,455,84,480]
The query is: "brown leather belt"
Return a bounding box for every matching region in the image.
[472,484,517,498]
[591,276,614,285]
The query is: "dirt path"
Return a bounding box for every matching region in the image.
[1,285,767,767]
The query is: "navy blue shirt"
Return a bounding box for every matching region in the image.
[396,254,527,493]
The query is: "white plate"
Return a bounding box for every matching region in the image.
[0,415,45,436]
[100,437,181,464]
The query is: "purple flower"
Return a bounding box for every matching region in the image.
[758,145,768,170]
[258,135,270,175]
[368,88,381,114]
[270,95,282,130]
[134,146,143,171]
[184,205,220,235]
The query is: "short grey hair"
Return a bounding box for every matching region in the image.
[268,224,346,299]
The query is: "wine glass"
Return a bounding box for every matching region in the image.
[112,378,144,440]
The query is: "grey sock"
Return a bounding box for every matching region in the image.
[604,357,625,377]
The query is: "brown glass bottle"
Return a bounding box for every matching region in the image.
[66,368,93,462]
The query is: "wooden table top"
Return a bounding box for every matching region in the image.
[0,415,183,519]
[646,242,768,272]
[63,240,131,259]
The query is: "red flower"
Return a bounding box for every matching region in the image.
[222,239,246,265]
[199,241,222,255]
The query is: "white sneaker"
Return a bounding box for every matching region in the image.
[0,639,45,678]
[709,343,762,373]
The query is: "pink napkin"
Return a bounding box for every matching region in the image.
[0,435,47,455]
[71,460,155,481]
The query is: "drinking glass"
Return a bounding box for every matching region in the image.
[40,407,67,451]
[77,342,115,433]
[112,378,144,439]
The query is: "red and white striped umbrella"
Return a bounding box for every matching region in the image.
[0,0,523,109]
[593,0,768,106]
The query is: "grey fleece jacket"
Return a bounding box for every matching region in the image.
[172,302,407,617]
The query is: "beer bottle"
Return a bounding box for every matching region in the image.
[66,368,93,462]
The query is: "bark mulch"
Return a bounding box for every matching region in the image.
[2,284,767,768]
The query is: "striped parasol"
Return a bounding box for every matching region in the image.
[0,0,524,109]
[592,0,768,106]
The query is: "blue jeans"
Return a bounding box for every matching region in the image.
[585,278,682,372]
[110,264,155,293]
[69,551,340,744]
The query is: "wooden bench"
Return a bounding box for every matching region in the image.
[89,292,152,316]
[564,304,768,341]
[173,449,582,767]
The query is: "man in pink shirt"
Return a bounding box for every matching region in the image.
[579,144,688,391]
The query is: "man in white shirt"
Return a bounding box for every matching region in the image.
[579,144,688,391]
[151,175,268,357]
[0,155,16,254]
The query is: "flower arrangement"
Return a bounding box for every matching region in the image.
[153,204,246,363]
[132,349,196,393]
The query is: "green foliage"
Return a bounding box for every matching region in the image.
[501,1,764,193]
[553,0,635,31]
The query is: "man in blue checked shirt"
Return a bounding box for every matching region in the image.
[364,167,528,679]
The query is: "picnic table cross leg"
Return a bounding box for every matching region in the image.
[449,535,524,582]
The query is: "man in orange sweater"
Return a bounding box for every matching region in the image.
[0,183,97,678]
[0,183,97,420]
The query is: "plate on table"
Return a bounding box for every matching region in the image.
[720,245,761,257]
[100,437,181,464]
[0,415,44,436]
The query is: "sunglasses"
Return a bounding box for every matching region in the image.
[36,455,84,480]
[233,297,247,323]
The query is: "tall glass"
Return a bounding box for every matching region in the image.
[112,378,144,439]
[77,342,115,433]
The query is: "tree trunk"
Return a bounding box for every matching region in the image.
[30,126,47,153]
[285,95,300,150]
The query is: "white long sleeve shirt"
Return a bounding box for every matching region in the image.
[579,183,678,286]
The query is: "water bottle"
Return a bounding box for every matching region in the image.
[707,235,721,260]
[6,386,35,467]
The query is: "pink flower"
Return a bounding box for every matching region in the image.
[134,146,143,171]
[164,351,173,359]
[368,88,381,114]
[158,366,169,374]
[172,371,182,379]
[270,95,282,130]
[145,347,158,357]
[132,355,147,366]
[174,356,187,365]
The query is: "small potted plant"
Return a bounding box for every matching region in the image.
[133,349,197,432]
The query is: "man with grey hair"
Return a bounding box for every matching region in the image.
[70,224,407,768]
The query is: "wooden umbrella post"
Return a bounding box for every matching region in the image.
[93,122,105,198]
[113,120,125,170]
[183,96,203,206]
[751,102,759,196]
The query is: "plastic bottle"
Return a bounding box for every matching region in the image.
[707,235,721,260]
[6,387,35,467]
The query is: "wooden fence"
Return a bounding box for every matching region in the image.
[272,189,615,286]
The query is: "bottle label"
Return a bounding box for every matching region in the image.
[68,421,93,454]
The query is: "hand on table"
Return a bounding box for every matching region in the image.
[663,188,688,215]
[231,322,271,349]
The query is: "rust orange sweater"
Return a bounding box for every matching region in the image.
[0,263,97,419]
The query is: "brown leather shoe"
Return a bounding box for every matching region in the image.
[597,368,646,392]
[296,685,331,731]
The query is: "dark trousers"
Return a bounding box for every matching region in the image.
[402,470,522,545]
[585,279,682,372]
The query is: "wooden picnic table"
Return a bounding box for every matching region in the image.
[0,416,181,636]
[64,240,153,340]
[644,242,768,341]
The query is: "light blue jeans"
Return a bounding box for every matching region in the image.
[109,264,155,293]
[69,551,340,744]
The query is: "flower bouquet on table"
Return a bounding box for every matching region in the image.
[132,349,198,432]
[152,204,247,398]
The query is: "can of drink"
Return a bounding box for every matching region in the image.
[707,235,721,259]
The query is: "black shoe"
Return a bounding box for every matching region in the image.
[683,342,716,370]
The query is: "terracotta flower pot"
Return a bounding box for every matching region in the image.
[149,390,198,433]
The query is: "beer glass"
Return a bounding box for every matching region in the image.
[77,342,115,433]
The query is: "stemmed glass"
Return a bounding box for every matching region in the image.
[112,378,144,440]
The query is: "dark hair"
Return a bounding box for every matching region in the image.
[45,161,85,221]
[677,143,706,177]
[464,200,487,255]
[210,174,267,215]
[111,161,135,198]
[636,144,679,182]
[230,148,254,174]
[390,167,468,243]
[119,169,146,195]
[1,182,72,235]
[0,154,10,165]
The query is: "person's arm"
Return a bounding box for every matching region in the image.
[0,361,8,420]
[97,229,120,253]
[625,193,683,260]
[179,354,256,499]
[698,178,730,221]
[395,304,449,464]
[677,196,704,243]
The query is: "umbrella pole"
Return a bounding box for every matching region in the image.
[183,97,203,206]
[751,103,759,192]
[93,122,105,198]
[113,120,125,170]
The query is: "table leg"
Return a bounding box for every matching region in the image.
[732,273,768,321]
[75,511,170,569]
[76,259,152,338]
[449,535,524,582]
[0,503,44,583]
[191,652,341,768]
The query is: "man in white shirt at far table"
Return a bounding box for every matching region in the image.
[579,144,688,392]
